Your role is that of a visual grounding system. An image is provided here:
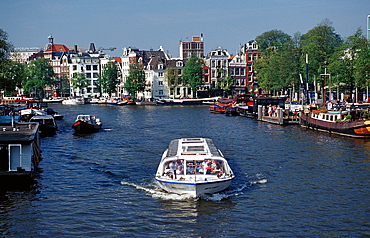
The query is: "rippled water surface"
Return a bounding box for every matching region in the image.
[1,104,370,237]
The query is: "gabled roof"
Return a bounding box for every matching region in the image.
[45,44,71,53]
[113,57,122,63]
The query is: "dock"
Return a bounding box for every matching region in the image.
[257,105,300,125]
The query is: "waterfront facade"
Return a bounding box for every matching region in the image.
[242,41,260,95]
[9,34,261,99]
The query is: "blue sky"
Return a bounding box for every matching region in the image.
[1,0,369,57]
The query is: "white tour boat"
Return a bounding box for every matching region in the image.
[155,138,235,197]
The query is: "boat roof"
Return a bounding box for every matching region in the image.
[167,138,223,158]
[30,115,54,120]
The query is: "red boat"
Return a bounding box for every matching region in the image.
[72,115,102,133]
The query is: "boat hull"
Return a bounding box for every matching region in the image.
[155,177,233,197]
[72,121,101,133]
[300,113,370,138]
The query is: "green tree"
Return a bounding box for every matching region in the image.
[217,74,234,97]
[255,29,292,51]
[24,58,56,98]
[328,28,370,100]
[124,63,145,99]
[254,30,300,94]
[99,61,119,97]
[71,72,88,97]
[182,55,203,98]
[300,19,343,79]
[0,29,12,61]
[165,67,178,98]
[0,59,24,95]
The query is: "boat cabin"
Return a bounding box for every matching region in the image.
[0,122,42,189]
[158,138,228,178]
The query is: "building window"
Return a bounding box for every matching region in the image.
[235,68,239,75]
[86,73,91,78]
[241,68,245,76]
[86,65,91,70]
[158,72,163,77]
[230,68,234,76]
[158,90,163,95]
[178,69,182,76]
[93,73,98,78]
[158,81,163,86]
[211,60,215,67]
[93,65,98,70]
[176,61,183,67]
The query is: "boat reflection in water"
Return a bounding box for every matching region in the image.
[155,138,235,198]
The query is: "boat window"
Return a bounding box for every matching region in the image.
[185,159,225,175]
[163,159,184,176]
[185,160,203,175]
[203,159,224,175]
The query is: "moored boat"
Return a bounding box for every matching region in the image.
[155,138,235,197]
[72,115,102,133]
[62,97,85,105]
[300,106,370,138]
[29,115,58,136]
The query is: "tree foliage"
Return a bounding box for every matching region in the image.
[0,29,22,95]
[99,61,119,97]
[23,58,56,98]
[70,72,88,96]
[182,55,203,97]
[124,62,145,98]
[255,29,292,51]
[300,19,343,78]
[328,28,370,93]
[0,59,24,95]
[254,30,300,93]
[0,29,12,61]
[217,75,234,97]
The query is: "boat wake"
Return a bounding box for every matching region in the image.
[120,180,194,200]
[121,170,268,201]
[120,177,267,201]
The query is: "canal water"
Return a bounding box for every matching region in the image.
[1,104,369,237]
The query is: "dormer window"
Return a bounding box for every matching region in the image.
[158,64,163,70]
[176,61,183,67]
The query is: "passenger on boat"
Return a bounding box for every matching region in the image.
[176,165,184,175]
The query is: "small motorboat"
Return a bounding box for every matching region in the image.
[155,138,235,197]
[72,115,102,133]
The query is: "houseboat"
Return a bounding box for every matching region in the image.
[155,138,235,198]
[0,122,42,190]
[300,105,370,138]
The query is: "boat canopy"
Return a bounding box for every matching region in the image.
[166,138,223,158]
